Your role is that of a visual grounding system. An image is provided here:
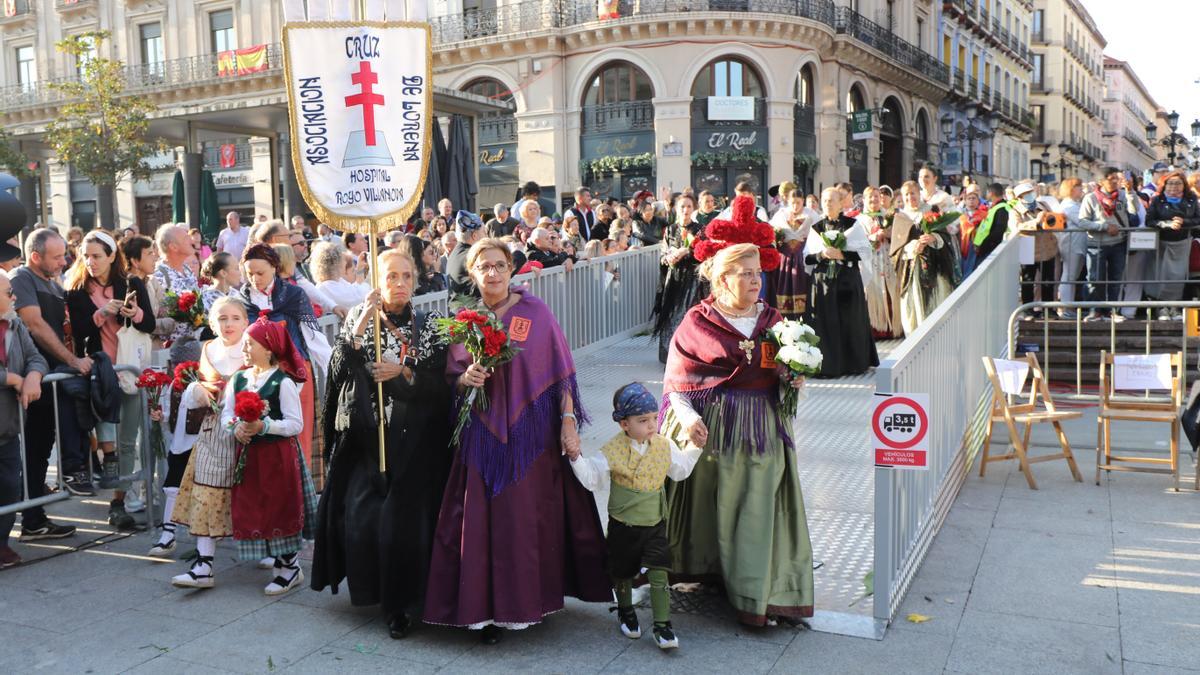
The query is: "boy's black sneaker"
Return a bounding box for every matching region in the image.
[652,622,679,650]
[19,520,77,541]
[107,499,136,530]
[63,471,95,496]
[617,607,641,639]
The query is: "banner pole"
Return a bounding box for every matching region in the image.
[369,222,387,474]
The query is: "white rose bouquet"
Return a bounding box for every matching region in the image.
[767,318,823,417]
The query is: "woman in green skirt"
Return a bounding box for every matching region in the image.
[660,239,814,626]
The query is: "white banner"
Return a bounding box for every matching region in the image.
[283,22,431,231]
[707,96,755,122]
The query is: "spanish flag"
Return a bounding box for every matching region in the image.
[217,44,269,77]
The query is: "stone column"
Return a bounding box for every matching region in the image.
[767,98,796,187]
[115,175,137,230]
[653,97,693,193]
[17,175,37,231]
[279,132,304,221]
[182,152,203,229]
[48,159,71,232]
[249,137,274,219]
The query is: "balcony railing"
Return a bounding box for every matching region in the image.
[429,0,945,86]
[690,97,766,126]
[580,100,656,134]
[0,43,282,113]
[479,115,518,145]
[794,103,815,154]
[953,68,965,92]
[0,0,34,21]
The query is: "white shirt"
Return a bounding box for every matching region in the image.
[770,206,820,243]
[922,189,955,213]
[317,278,370,309]
[569,435,702,492]
[293,272,336,312]
[220,366,304,438]
[249,283,332,378]
[216,226,250,261]
[168,335,248,454]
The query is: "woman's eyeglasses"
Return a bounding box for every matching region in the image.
[724,270,761,281]
[473,263,510,276]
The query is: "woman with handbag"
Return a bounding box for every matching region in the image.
[64,230,156,530]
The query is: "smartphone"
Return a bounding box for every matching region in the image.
[124,290,137,309]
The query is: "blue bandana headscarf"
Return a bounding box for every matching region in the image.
[612,382,658,422]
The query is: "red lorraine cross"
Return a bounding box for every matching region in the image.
[345,61,385,146]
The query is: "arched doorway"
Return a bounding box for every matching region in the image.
[846,85,868,191]
[690,57,768,201]
[462,77,517,213]
[580,61,656,200]
[793,64,817,195]
[879,96,904,188]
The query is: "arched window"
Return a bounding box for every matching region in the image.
[847,85,866,114]
[691,57,764,98]
[796,64,815,107]
[915,109,930,161]
[461,77,515,108]
[582,61,653,107]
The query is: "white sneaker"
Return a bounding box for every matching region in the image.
[171,557,214,589]
[264,566,304,596]
[124,495,146,514]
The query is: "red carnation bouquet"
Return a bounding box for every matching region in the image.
[435,306,522,446]
[163,290,207,330]
[692,195,781,272]
[135,368,173,458]
[231,390,268,484]
[172,360,221,412]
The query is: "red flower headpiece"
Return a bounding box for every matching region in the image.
[693,195,781,272]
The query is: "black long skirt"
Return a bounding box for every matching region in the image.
[804,261,879,378]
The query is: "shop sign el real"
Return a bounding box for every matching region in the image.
[691,129,768,153]
[580,133,654,159]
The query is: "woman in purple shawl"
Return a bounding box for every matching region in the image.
[423,239,610,645]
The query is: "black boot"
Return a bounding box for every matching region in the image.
[387,612,411,639]
[480,624,503,645]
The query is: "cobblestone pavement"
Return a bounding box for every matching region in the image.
[3,337,1200,673]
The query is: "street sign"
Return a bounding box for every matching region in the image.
[850,110,873,141]
[872,393,930,470]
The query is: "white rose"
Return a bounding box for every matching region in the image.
[777,344,802,366]
[783,323,806,344]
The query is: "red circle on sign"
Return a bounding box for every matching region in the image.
[871,397,928,450]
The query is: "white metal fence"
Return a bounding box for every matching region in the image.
[873,236,1021,623]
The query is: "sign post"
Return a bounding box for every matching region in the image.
[282,11,432,473]
[872,393,930,470]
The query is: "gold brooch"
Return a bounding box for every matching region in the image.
[738,339,754,364]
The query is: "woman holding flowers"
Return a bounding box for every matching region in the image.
[424,238,609,645]
[652,194,707,363]
[857,186,903,338]
[63,229,156,529]
[803,187,877,377]
[222,313,316,595]
[663,241,814,627]
[311,249,452,640]
[890,180,958,335]
[166,297,248,583]
[236,243,330,487]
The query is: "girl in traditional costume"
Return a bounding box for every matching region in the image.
[665,213,814,627]
[424,239,609,645]
[891,181,957,335]
[224,314,316,595]
[857,186,903,338]
[568,382,702,650]
[167,297,248,585]
[311,249,452,639]
[803,187,878,377]
[769,191,817,319]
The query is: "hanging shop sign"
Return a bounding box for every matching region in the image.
[850,110,874,141]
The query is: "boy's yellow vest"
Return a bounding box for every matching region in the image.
[599,432,672,527]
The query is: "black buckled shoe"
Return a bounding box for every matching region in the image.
[387,612,412,640]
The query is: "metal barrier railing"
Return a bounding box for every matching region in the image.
[874,235,1021,624]
[1007,300,1200,401]
[0,366,157,535]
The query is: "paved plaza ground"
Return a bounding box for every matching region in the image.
[3,336,1200,673]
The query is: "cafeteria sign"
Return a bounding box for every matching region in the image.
[850,110,874,141]
[283,19,431,232]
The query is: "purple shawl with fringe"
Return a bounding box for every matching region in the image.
[446,287,588,497]
[660,298,791,453]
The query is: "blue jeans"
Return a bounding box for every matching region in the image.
[0,437,21,547]
[1087,242,1127,309]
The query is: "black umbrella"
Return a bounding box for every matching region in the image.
[445,114,478,213]
[420,117,449,214]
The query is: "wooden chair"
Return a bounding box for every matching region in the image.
[1096,351,1184,491]
[980,354,1083,489]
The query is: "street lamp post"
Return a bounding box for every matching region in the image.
[941,107,1000,180]
[1041,143,1073,182]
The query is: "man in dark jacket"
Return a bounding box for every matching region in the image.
[447,211,486,297]
[525,227,575,271]
[566,187,598,241]
[485,203,519,238]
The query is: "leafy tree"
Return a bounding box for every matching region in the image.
[0,128,35,180]
[44,31,165,228]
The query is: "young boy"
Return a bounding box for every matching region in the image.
[566,382,702,650]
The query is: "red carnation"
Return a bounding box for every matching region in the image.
[177,292,197,313]
[312,304,323,318]
[234,390,267,422]
[758,246,782,272]
[706,219,745,243]
[173,361,200,381]
[455,309,487,325]
[692,239,725,263]
[258,309,272,320]
[750,223,776,247]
